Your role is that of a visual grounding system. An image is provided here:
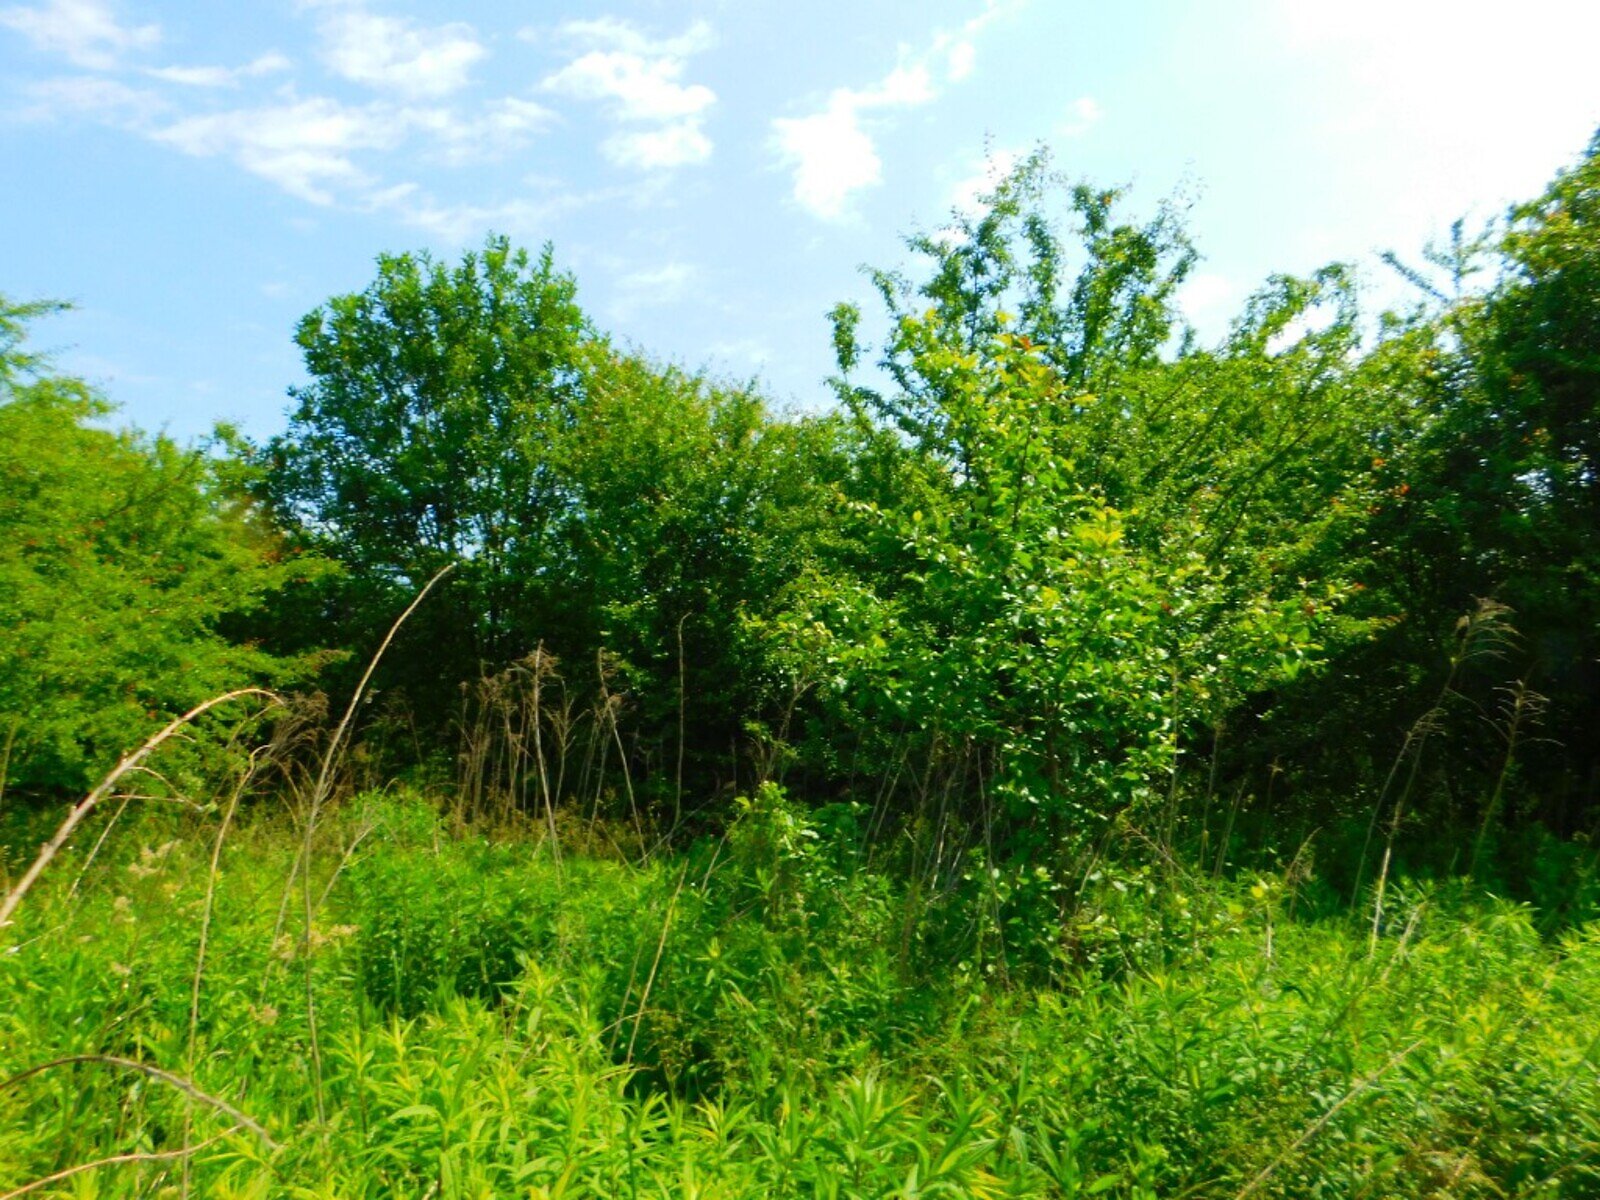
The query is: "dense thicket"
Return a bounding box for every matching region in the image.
[1211,137,1600,903]
[256,238,851,814]
[786,160,1387,871]
[7,126,1600,1200]
[5,793,1599,1198]
[4,136,1599,907]
[0,300,308,794]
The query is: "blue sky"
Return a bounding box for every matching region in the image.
[4,0,1600,441]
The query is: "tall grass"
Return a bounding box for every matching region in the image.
[3,781,1598,1198]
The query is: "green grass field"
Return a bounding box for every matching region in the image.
[4,790,1598,1199]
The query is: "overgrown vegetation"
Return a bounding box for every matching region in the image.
[3,134,1600,1196]
[3,794,1598,1197]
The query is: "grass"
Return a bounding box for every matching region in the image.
[2,788,1599,1198]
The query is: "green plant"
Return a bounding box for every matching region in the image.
[0,300,318,795]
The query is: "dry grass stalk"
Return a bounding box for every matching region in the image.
[0,1054,278,1150]
[0,688,279,932]
[1233,1038,1423,1200]
[182,725,295,1196]
[0,1127,242,1200]
[624,860,691,1066]
[294,562,455,1130]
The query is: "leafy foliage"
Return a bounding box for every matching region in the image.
[263,237,848,802]
[1245,131,1600,840]
[780,156,1355,863]
[7,124,1600,1200]
[3,797,1599,1198]
[0,299,310,793]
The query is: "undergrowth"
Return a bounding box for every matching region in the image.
[2,789,1599,1198]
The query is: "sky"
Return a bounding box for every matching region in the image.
[3,0,1600,442]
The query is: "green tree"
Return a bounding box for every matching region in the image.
[264,238,848,808]
[541,349,852,808]
[264,236,594,675]
[780,156,1350,867]
[0,298,307,794]
[1310,131,1600,837]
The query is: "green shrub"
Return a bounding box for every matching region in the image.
[343,840,559,1015]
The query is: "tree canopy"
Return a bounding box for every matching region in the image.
[6,135,1600,888]
[0,299,307,793]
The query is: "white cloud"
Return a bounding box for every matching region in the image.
[928,0,1016,84]
[770,65,939,221]
[1059,95,1101,137]
[611,261,696,319]
[20,73,164,122]
[144,52,290,89]
[945,40,976,82]
[144,87,555,203]
[312,2,485,99]
[603,121,710,170]
[708,337,770,366]
[772,62,946,221]
[8,4,580,229]
[859,64,937,110]
[153,97,406,205]
[368,183,601,243]
[545,16,713,60]
[772,2,1016,221]
[1271,0,1600,237]
[407,97,555,165]
[1176,271,1239,333]
[772,101,884,221]
[544,50,714,122]
[0,0,158,70]
[540,18,716,172]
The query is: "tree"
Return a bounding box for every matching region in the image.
[263,238,849,806]
[1324,132,1600,835]
[264,236,594,677]
[779,155,1352,865]
[0,298,306,794]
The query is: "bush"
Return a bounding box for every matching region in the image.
[0,297,315,795]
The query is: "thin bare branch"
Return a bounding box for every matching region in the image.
[0,689,280,931]
[0,1127,241,1200]
[0,1055,278,1150]
[1234,1040,1423,1200]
